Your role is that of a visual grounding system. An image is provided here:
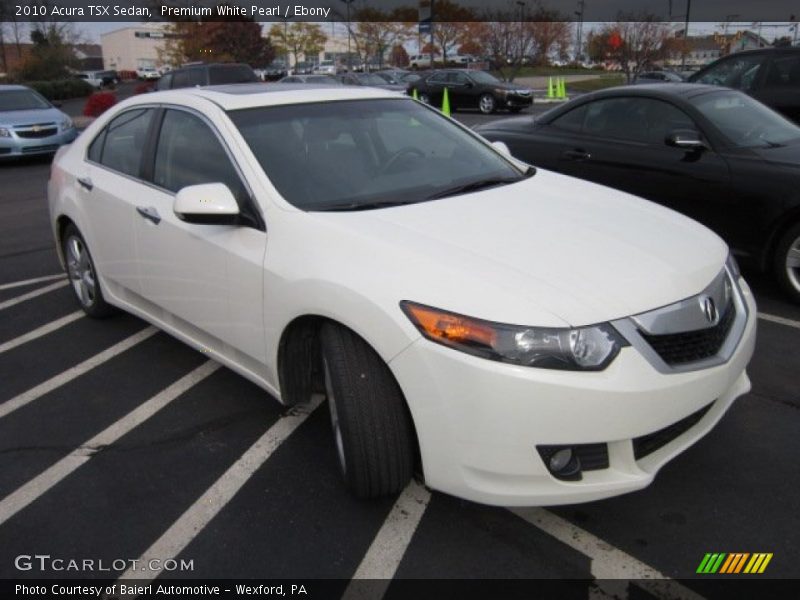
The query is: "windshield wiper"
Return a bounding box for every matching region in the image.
[426,174,527,201]
[306,199,420,212]
[759,139,786,148]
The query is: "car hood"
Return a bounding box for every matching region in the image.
[0,107,65,126]
[311,169,727,327]
[474,115,535,133]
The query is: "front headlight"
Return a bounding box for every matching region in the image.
[401,301,628,371]
[60,117,74,131]
[0,127,11,138]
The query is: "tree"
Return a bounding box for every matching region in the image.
[590,15,674,83]
[430,0,475,63]
[268,22,327,67]
[350,7,414,69]
[17,3,82,81]
[390,44,409,67]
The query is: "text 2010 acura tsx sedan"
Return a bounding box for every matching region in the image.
[48,84,757,506]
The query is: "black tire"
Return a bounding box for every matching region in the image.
[61,224,116,318]
[479,93,496,114]
[773,221,800,304]
[320,323,415,498]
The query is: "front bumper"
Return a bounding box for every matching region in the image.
[390,279,757,506]
[500,93,533,109]
[0,128,78,158]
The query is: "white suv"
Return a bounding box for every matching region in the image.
[48,85,756,506]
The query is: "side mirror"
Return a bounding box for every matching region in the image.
[491,140,512,156]
[666,129,707,151]
[173,183,240,225]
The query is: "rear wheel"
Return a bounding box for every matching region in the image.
[62,224,116,318]
[774,222,800,303]
[320,323,415,498]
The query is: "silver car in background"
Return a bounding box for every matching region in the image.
[0,85,78,159]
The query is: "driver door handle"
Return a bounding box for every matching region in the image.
[561,149,591,161]
[136,206,161,225]
[77,176,93,191]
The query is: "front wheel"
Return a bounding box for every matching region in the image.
[62,224,116,318]
[479,93,496,114]
[320,323,415,498]
[774,222,800,304]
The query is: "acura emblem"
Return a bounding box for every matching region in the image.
[701,296,718,325]
[31,125,42,132]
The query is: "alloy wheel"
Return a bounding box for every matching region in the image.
[786,234,800,293]
[65,235,97,308]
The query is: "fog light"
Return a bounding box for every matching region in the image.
[549,448,573,472]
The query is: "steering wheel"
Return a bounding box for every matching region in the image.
[379,147,425,174]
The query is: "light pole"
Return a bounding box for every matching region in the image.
[340,0,355,72]
[681,0,692,70]
[574,0,585,64]
[516,1,525,61]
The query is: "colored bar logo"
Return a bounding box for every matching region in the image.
[697,553,773,574]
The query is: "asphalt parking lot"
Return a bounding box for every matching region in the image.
[0,104,798,596]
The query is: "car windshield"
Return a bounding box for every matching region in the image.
[0,89,51,111]
[469,71,500,85]
[229,98,523,211]
[690,90,800,148]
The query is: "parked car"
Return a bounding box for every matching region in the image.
[634,70,685,83]
[292,62,315,75]
[374,69,409,85]
[157,63,259,90]
[75,70,118,89]
[256,62,288,82]
[408,54,441,69]
[314,60,338,75]
[279,75,342,85]
[0,85,78,159]
[689,47,800,123]
[136,67,160,81]
[336,72,406,92]
[48,83,755,505]
[410,69,532,114]
[475,83,800,301]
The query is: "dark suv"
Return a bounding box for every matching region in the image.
[157,63,259,90]
[689,47,800,123]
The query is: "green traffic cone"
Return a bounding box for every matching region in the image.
[412,88,418,100]
[547,76,554,98]
[561,77,567,99]
[442,87,451,116]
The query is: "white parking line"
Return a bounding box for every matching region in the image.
[758,312,800,330]
[0,311,83,355]
[511,508,704,600]
[118,396,322,583]
[0,280,69,311]
[0,326,158,420]
[0,274,65,291]
[0,360,220,526]
[342,479,431,600]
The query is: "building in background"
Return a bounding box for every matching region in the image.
[101,23,171,72]
[667,30,771,68]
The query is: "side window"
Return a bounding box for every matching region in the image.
[187,68,205,87]
[96,108,154,177]
[448,72,469,85]
[639,99,697,144]
[172,70,190,89]
[693,54,767,91]
[764,54,800,89]
[550,104,588,133]
[157,72,173,91]
[583,98,650,143]
[428,73,447,84]
[87,128,106,162]
[153,109,246,202]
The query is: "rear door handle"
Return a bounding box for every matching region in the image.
[561,149,591,161]
[136,206,161,225]
[77,176,93,191]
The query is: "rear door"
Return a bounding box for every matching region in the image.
[755,52,800,123]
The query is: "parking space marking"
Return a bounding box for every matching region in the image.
[0,311,83,355]
[511,508,704,600]
[758,312,800,330]
[0,280,69,311]
[118,396,322,583]
[0,360,220,526]
[0,326,158,420]
[342,479,431,600]
[0,274,65,291]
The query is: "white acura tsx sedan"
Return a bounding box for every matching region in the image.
[48,84,756,506]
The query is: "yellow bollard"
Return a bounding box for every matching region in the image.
[442,86,451,116]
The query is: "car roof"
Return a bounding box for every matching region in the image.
[125,83,403,110]
[0,84,32,91]
[584,82,729,100]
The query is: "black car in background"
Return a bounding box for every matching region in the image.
[336,73,406,92]
[475,84,800,302]
[157,63,259,90]
[409,69,532,114]
[689,47,800,123]
[278,75,342,85]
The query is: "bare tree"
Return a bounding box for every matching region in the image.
[350,7,414,69]
[593,14,674,83]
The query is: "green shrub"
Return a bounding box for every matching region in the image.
[26,79,94,101]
